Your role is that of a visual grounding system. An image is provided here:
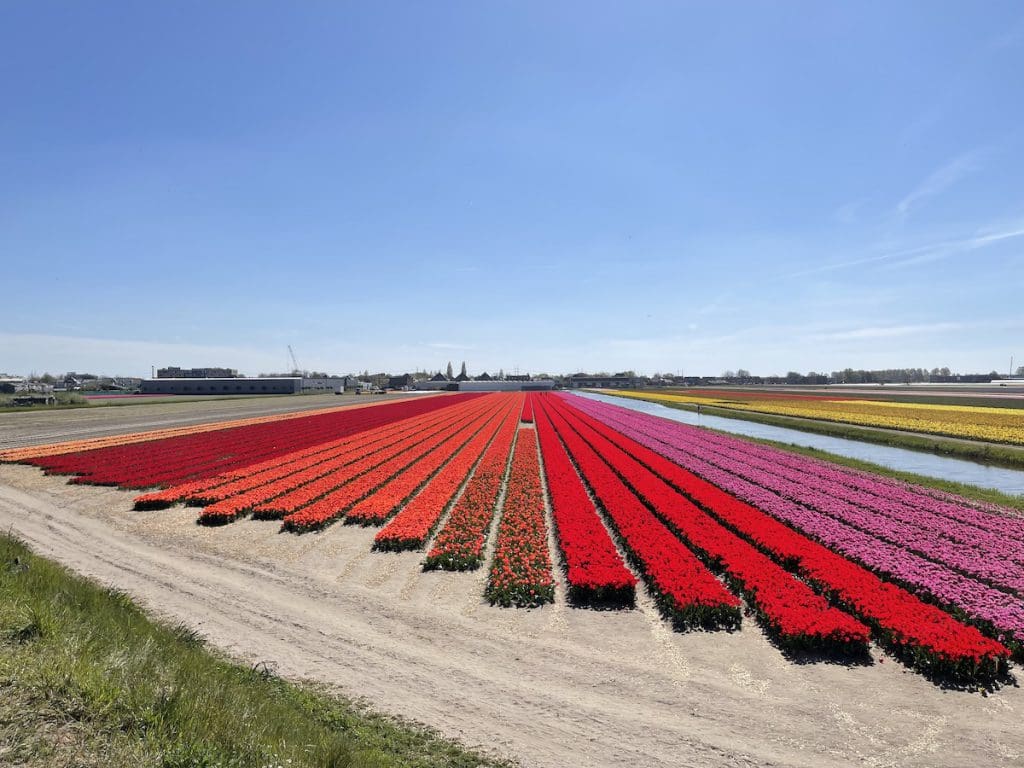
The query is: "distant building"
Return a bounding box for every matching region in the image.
[388,373,414,389]
[157,366,240,379]
[0,377,25,394]
[567,373,643,389]
[141,376,343,395]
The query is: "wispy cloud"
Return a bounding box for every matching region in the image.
[806,322,966,342]
[785,220,1024,279]
[896,150,983,220]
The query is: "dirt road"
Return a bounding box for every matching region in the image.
[1,464,1020,768]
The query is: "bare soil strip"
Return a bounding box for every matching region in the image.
[1,463,1021,768]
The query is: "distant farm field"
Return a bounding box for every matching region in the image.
[1,391,1022,767]
[609,388,1024,446]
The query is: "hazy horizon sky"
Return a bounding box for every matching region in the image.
[3,3,1023,378]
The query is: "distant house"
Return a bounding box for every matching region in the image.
[388,373,414,389]
[475,372,492,381]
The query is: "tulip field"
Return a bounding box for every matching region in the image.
[3,390,1022,685]
[607,388,1024,445]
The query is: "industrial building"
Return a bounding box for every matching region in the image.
[156,366,239,379]
[140,376,345,395]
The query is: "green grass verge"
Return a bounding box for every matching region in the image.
[615,394,1024,470]
[0,393,90,414]
[0,533,514,768]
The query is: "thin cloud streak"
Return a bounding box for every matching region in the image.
[895,150,983,220]
[786,221,1024,279]
[807,322,966,342]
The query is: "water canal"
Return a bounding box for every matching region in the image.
[572,391,1024,497]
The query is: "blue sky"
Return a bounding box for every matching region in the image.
[3,2,1023,377]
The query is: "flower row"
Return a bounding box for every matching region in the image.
[520,394,534,423]
[574,395,1024,650]
[424,407,520,570]
[375,403,521,551]
[21,394,484,489]
[192,397,499,525]
[564,394,1012,681]
[695,427,1024,547]
[484,429,555,608]
[279,398,509,532]
[537,399,741,629]
[534,403,636,608]
[543,396,868,652]
[134,398,481,510]
[609,389,1024,446]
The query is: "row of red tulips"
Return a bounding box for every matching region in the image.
[423,405,521,570]
[29,395,479,488]
[542,396,869,653]
[135,396,488,511]
[279,398,509,532]
[520,394,534,423]
[484,429,555,608]
[351,400,515,527]
[535,399,741,629]
[533,404,635,608]
[556,394,1010,683]
[193,397,500,525]
[376,401,521,551]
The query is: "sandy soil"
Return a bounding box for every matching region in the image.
[0,393,412,450]
[1,463,1021,768]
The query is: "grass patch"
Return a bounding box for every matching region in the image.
[0,534,514,768]
[617,394,1024,470]
[0,393,89,414]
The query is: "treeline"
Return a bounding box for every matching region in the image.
[671,367,1005,386]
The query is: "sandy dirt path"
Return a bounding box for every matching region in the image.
[1,464,1021,768]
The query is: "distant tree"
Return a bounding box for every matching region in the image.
[446,361,454,379]
[736,369,750,379]
[1016,366,1024,376]
[498,368,505,380]
[459,361,467,378]
[785,371,803,384]
[38,373,56,384]
[940,367,951,377]
[722,370,735,379]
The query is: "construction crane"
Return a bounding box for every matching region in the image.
[288,345,302,376]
